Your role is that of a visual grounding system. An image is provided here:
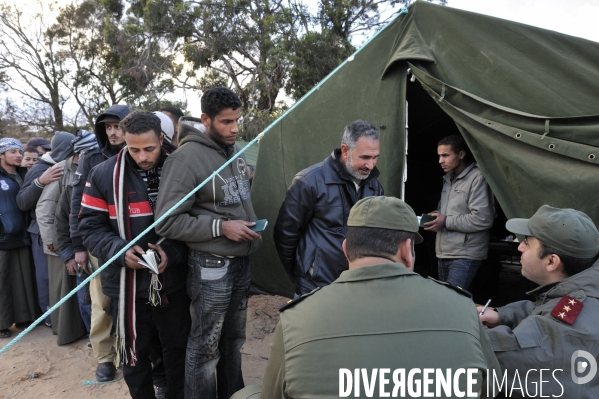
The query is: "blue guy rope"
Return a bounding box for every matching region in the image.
[0,6,409,357]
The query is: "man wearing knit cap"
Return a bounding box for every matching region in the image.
[478,205,599,398]
[233,196,500,399]
[153,111,177,152]
[159,106,184,147]
[17,131,75,328]
[0,138,39,339]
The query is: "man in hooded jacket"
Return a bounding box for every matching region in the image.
[17,131,75,327]
[156,87,262,399]
[70,104,130,382]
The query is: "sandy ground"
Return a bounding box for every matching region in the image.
[0,295,287,399]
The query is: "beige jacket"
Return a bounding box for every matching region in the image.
[36,157,77,256]
[435,163,494,260]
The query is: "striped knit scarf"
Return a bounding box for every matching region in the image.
[113,148,167,367]
[113,148,138,367]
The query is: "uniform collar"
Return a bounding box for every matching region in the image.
[334,262,418,283]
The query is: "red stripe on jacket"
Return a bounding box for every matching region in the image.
[82,195,152,218]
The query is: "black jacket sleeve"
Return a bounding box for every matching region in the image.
[69,152,97,251]
[160,238,188,268]
[78,166,127,268]
[16,163,49,212]
[273,175,314,278]
[55,185,74,263]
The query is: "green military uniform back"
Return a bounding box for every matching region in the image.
[259,263,500,398]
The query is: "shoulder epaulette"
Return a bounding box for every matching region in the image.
[427,277,472,298]
[279,287,321,312]
[550,295,584,325]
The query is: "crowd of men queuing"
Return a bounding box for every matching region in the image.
[1,86,598,398]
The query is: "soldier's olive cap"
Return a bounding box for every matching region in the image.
[348,196,423,244]
[506,205,599,258]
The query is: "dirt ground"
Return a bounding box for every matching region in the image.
[0,295,288,398]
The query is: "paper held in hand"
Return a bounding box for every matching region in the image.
[138,249,160,274]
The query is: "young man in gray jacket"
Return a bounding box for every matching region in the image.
[424,135,494,289]
[156,87,262,399]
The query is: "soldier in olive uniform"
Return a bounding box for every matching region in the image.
[235,196,500,399]
[478,205,599,398]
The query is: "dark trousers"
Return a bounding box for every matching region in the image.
[185,252,251,399]
[30,233,51,324]
[123,289,191,399]
[75,273,92,333]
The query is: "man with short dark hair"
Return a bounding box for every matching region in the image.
[478,205,599,397]
[71,104,130,382]
[21,146,38,170]
[79,111,190,398]
[156,87,262,399]
[233,196,500,399]
[274,120,384,295]
[424,134,494,290]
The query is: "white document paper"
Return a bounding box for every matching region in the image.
[137,249,159,274]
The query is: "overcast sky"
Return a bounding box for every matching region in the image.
[448,0,599,43]
[7,0,599,115]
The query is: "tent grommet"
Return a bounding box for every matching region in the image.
[589,154,596,160]
[548,144,556,150]
[486,122,492,126]
[515,133,522,138]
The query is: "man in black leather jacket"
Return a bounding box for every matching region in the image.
[274,120,384,295]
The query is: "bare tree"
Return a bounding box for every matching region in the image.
[0,3,67,131]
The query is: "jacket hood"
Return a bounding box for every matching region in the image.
[49,131,75,163]
[94,104,131,150]
[178,116,224,153]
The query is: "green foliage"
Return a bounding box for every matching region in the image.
[286,30,355,100]
[0,0,449,134]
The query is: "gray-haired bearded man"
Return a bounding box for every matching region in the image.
[274,120,384,295]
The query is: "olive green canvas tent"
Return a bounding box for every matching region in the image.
[249,1,599,297]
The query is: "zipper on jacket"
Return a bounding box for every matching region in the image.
[224,149,253,256]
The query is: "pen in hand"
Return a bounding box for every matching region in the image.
[479,298,492,315]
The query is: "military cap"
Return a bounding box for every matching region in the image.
[348,196,423,243]
[506,205,599,258]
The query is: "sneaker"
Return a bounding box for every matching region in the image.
[86,340,92,349]
[95,362,116,382]
[155,386,168,399]
[44,321,52,328]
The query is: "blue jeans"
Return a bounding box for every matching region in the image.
[437,258,481,290]
[75,274,92,333]
[185,251,251,399]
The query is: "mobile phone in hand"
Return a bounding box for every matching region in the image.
[250,219,268,232]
